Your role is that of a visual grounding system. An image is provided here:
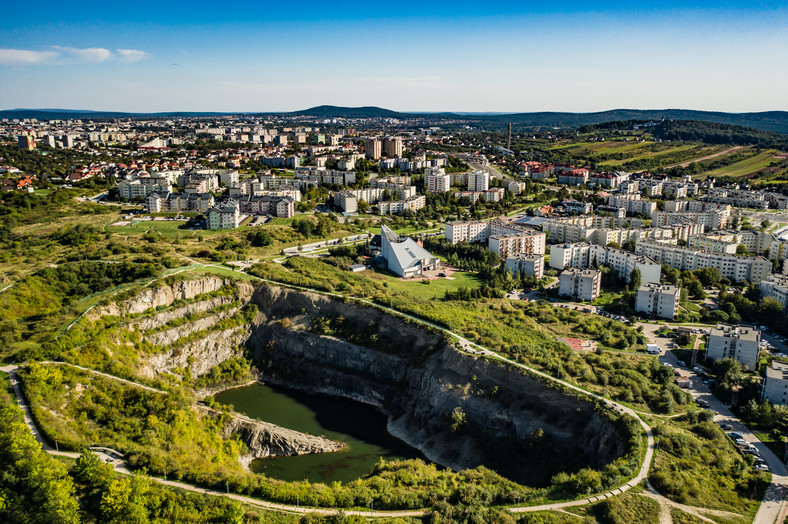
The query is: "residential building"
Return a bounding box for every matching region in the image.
[760,274,788,312]
[380,224,438,278]
[557,169,589,186]
[562,199,593,214]
[652,210,729,231]
[606,194,657,216]
[467,170,489,191]
[425,167,451,193]
[365,139,382,160]
[635,239,772,283]
[635,283,680,319]
[762,362,788,406]
[377,195,426,215]
[706,325,761,370]
[207,199,240,230]
[550,243,661,283]
[18,135,35,150]
[504,254,544,280]
[488,229,547,259]
[558,268,601,301]
[383,136,403,157]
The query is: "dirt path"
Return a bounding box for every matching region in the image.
[668,146,743,168]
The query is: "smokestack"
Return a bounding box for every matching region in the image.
[507,123,512,151]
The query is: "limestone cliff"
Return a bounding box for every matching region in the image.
[197,405,344,467]
[246,285,629,485]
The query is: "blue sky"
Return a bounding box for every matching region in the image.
[1,1,786,113]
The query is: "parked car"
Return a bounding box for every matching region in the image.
[727,432,744,440]
[696,399,710,408]
[677,360,687,367]
[718,423,733,431]
[734,438,750,447]
[755,463,770,471]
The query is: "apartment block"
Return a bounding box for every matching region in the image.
[707,325,761,370]
[504,254,544,280]
[760,274,788,312]
[635,283,680,319]
[383,136,403,157]
[550,243,661,283]
[488,229,546,259]
[558,268,601,301]
[365,139,382,160]
[762,362,788,406]
[467,170,489,191]
[606,194,657,216]
[425,167,451,193]
[651,209,729,231]
[635,239,772,283]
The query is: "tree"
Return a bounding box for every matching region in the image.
[713,358,745,391]
[736,244,749,255]
[628,268,641,292]
[357,199,370,213]
[662,264,680,285]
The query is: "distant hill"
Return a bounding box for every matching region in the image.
[580,119,788,149]
[2,106,788,135]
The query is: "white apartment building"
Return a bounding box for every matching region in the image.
[635,283,680,319]
[558,268,601,301]
[504,254,544,280]
[607,194,657,216]
[425,167,451,193]
[762,362,788,406]
[467,170,489,191]
[377,195,426,215]
[550,243,661,283]
[488,229,546,258]
[760,274,788,312]
[651,210,729,231]
[635,239,772,283]
[445,220,491,244]
[706,324,761,370]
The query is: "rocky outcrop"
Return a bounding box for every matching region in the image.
[130,295,239,332]
[139,326,251,379]
[145,307,241,347]
[247,284,629,486]
[198,405,344,468]
[89,277,254,319]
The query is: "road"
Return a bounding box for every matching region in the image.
[4,270,784,521]
[641,328,788,524]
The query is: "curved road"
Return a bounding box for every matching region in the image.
[5,270,781,521]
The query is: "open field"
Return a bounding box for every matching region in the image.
[598,144,708,167]
[703,149,784,177]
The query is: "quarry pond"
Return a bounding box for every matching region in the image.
[214,382,426,483]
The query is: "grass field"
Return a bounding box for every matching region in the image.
[704,150,782,177]
[598,144,704,167]
[362,268,483,300]
[107,219,227,239]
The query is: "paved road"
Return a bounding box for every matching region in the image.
[6,271,782,521]
[637,325,788,524]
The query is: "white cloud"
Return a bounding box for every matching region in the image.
[52,46,112,63]
[117,49,148,62]
[0,49,58,66]
[0,47,148,66]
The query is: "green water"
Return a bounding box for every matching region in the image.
[214,383,425,483]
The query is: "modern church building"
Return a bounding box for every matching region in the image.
[380,224,439,278]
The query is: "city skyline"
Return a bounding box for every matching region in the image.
[2,1,786,113]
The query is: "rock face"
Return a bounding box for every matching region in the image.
[89,277,254,319]
[103,278,629,485]
[140,326,251,379]
[247,285,629,486]
[198,405,344,467]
